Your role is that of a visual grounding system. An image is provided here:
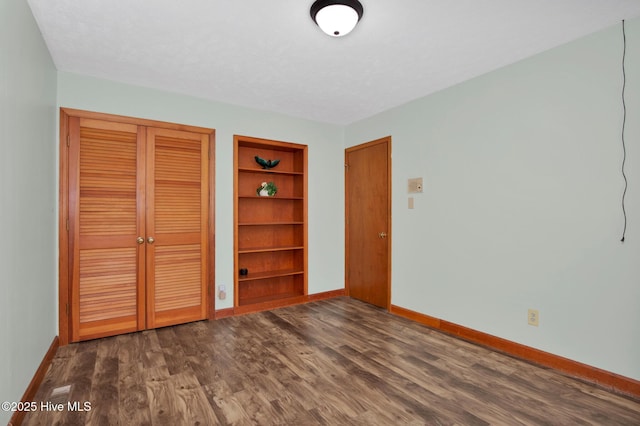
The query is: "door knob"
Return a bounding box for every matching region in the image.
[136,237,144,245]
[378,232,387,239]
[147,237,155,244]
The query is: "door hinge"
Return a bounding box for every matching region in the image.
[66,134,70,147]
[66,218,69,231]
[66,303,69,316]
[344,163,349,170]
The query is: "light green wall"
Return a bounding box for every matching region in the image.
[346,19,640,380]
[57,72,346,311]
[0,0,57,421]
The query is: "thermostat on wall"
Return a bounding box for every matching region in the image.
[408,177,423,193]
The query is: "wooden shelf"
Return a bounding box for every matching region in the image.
[238,268,304,282]
[234,135,308,309]
[238,195,304,200]
[239,246,304,254]
[238,222,304,226]
[238,167,304,176]
[237,293,305,307]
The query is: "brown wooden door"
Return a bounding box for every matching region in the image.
[69,117,146,341]
[68,117,209,341]
[145,128,209,328]
[345,137,391,309]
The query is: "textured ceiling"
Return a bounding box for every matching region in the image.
[27,0,640,125]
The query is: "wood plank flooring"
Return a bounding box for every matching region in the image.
[24,297,640,425]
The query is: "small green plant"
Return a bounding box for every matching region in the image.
[257,181,277,196]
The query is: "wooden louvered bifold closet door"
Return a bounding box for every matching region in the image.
[69,118,145,341]
[69,118,208,342]
[145,128,209,329]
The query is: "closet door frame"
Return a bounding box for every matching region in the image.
[58,108,216,346]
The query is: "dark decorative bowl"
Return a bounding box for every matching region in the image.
[255,156,280,169]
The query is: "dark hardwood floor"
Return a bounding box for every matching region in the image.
[24,297,640,425]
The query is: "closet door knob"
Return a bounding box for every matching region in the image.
[378,232,387,239]
[136,237,145,244]
[147,237,155,244]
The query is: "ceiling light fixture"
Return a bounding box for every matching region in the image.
[310,0,364,37]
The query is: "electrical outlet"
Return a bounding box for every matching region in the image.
[528,309,539,327]
[218,284,226,300]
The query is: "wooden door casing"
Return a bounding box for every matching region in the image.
[345,137,391,309]
[61,109,214,344]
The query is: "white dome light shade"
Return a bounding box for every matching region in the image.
[310,0,364,37]
[316,5,358,37]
